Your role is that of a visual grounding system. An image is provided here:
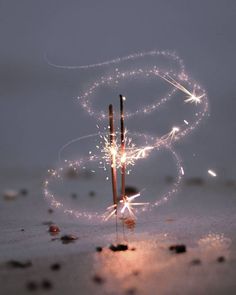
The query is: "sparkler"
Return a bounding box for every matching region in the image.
[109,104,118,210]
[44,50,209,224]
[120,94,126,202]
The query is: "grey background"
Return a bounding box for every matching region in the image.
[0,0,236,179]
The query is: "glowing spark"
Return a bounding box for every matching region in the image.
[104,193,149,220]
[101,131,154,169]
[184,88,204,104]
[159,74,204,105]
[165,126,180,141]
[181,166,184,175]
[120,193,149,218]
[208,169,217,177]
[184,120,189,125]
[104,204,117,221]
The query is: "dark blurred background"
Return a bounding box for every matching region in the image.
[0,0,236,180]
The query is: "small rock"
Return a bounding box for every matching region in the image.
[7,260,32,269]
[49,225,60,234]
[19,188,28,196]
[125,287,137,295]
[48,208,54,214]
[169,244,186,254]
[125,186,139,196]
[26,281,38,291]
[41,279,53,290]
[123,218,136,230]
[92,275,105,284]
[3,190,18,201]
[96,246,103,252]
[21,228,25,232]
[191,259,201,265]
[109,244,128,252]
[217,256,225,263]
[89,191,96,197]
[132,270,140,276]
[50,263,61,271]
[71,193,77,199]
[60,234,78,244]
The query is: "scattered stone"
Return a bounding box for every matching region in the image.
[123,218,136,230]
[60,234,78,244]
[132,270,140,276]
[21,228,25,232]
[169,244,186,254]
[89,191,96,197]
[19,188,28,196]
[125,287,137,295]
[26,281,38,291]
[217,256,225,263]
[96,246,103,252]
[7,260,32,269]
[41,279,53,290]
[109,244,128,252]
[92,274,105,284]
[49,225,60,234]
[50,263,61,271]
[185,177,205,186]
[71,193,77,199]
[125,186,139,196]
[48,208,54,214]
[191,259,201,265]
[131,247,136,251]
[3,189,18,201]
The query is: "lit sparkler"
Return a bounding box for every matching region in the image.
[43,50,209,223]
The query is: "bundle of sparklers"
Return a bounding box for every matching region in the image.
[105,95,149,223]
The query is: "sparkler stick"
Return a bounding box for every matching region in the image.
[120,95,126,202]
[109,104,118,210]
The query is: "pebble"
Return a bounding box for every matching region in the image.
[123,218,136,230]
[92,275,105,284]
[19,188,28,196]
[7,260,32,268]
[96,246,103,252]
[169,244,186,254]
[49,225,60,234]
[89,191,96,197]
[41,279,53,290]
[26,281,38,291]
[60,234,78,244]
[48,208,54,214]
[125,288,137,295]
[125,186,139,196]
[71,193,78,199]
[217,256,225,263]
[109,244,128,252]
[50,263,61,271]
[3,189,18,201]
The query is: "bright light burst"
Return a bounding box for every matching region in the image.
[101,130,154,171]
[104,193,149,221]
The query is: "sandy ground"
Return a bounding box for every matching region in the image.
[0,172,236,295]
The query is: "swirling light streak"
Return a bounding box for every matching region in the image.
[44,50,209,222]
